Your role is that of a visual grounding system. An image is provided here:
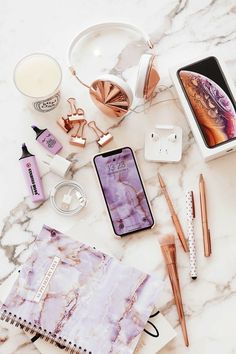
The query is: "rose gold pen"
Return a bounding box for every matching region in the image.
[199,174,211,257]
[158,173,188,252]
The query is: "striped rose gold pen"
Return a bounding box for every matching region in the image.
[158,173,188,252]
[185,190,197,279]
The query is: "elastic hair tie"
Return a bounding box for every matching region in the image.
[144,310,160,338]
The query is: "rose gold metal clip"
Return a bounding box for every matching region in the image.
[67,98,85,124]
[57,117,73,133]
[70,119,87,147]
[88,121,113,147]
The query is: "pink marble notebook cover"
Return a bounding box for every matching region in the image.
[0,225,160,354]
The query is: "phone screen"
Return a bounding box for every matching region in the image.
[177,56,236,148]
[93,147,154,236]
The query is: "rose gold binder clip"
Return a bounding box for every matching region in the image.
[57,116,73,133]
[67,97,85,124]
[57,97,85,133]
[70,119,87,147]
[88,121,113,147]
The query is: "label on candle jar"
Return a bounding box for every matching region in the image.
[33,91,60,112]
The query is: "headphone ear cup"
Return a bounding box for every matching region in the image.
[89,74,133,118]
[135,54,160,99]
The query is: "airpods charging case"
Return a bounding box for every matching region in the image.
[145,125,182,162]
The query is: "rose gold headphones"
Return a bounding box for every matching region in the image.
[68,22,160,118]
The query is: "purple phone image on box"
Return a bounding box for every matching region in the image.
[94,147,154,236]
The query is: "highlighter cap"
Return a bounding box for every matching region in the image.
[31,125,46,138]
[19,143,34,160]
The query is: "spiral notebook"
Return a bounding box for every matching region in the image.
[0,225,161,354]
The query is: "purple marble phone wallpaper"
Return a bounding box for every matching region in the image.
[179,70,236,147]
[1,226,161,354]
[95,148,154,235]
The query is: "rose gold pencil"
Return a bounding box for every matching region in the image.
[158,234,189,347]
[158,173,188,252]
[199,174,211,257]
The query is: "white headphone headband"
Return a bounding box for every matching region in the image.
[68,22,153,87]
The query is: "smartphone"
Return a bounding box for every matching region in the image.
[177,56,236,148]
[93,147,154,237]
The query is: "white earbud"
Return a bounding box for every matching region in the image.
[168,133,177,142]
[151,132,159,142]
[145,125,182,162]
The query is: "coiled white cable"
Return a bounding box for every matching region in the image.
[50,180,87,216]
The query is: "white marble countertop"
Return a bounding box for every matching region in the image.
[1,0,236,353]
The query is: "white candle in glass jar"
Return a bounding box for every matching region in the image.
[14,53,62,113]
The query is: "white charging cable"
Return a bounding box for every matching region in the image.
[50,180,87,215]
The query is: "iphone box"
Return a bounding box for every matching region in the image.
[169,53,236,161]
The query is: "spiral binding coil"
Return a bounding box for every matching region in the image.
[0,309,92,354]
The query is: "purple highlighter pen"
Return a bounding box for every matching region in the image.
[19,143,45,202]
[31,125,62,154]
